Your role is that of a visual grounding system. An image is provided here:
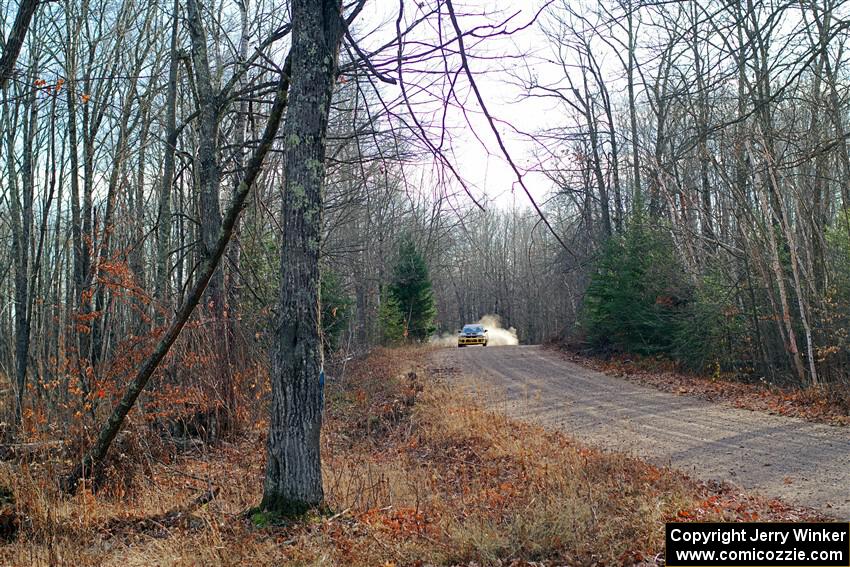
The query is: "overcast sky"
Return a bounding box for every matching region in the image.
[355,0,565,211]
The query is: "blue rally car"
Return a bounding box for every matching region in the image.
[457,324,488,347]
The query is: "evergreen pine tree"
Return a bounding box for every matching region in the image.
[378,286,406,344]
[582,215,689,356]
[320,268,353,351]
[389,235,437,340]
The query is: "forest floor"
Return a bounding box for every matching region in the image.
[436,345,850,519]
[0,346,825,566]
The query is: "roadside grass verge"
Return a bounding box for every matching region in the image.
[0,346,822,566]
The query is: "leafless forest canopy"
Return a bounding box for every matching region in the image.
[2,0,850,450]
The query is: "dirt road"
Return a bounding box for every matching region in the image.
[434,345,850,519]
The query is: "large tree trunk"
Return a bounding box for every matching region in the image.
[261,0,344,515]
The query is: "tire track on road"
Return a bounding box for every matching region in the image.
[435,345,850,519]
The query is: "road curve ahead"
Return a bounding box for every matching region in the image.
[434,345,850,519]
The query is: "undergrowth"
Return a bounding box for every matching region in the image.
[0,346,821,566]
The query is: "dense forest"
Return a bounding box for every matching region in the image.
[1,0,849,519]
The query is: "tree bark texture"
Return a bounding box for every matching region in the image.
[262,0,344,514]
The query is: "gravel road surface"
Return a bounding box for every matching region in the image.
[434,345,850,518]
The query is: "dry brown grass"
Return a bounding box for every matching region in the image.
[0,346,821,566]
